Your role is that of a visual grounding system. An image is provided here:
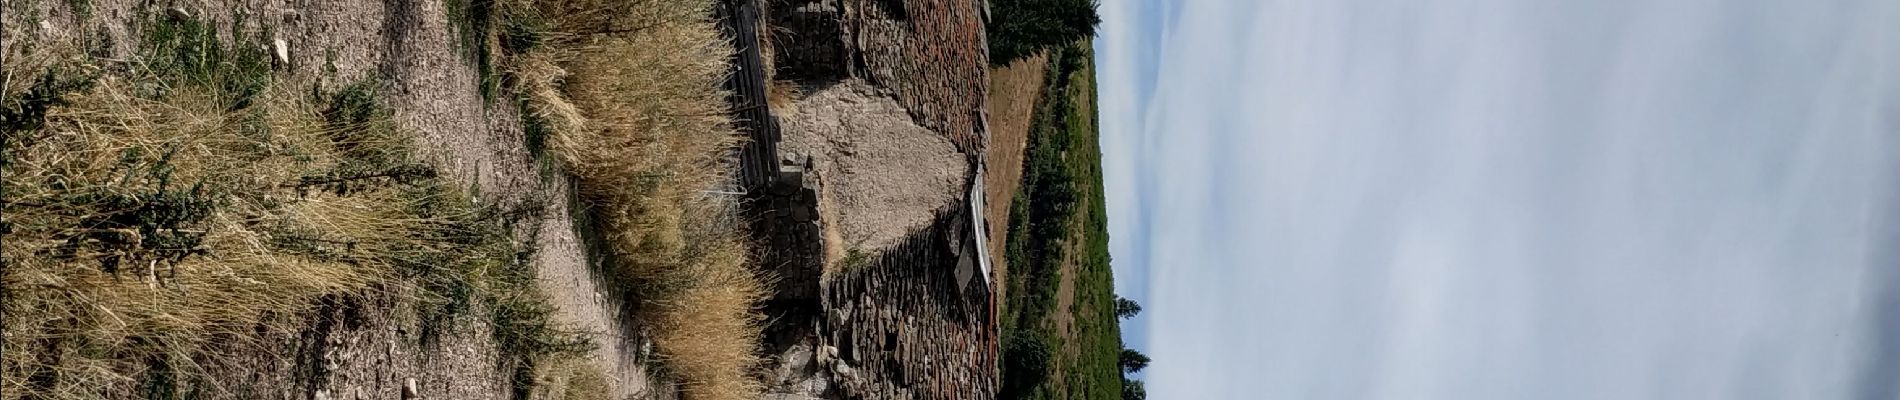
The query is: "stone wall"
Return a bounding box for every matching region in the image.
[768,0,991,155]
[719,0,787,191]
[767,0,851,82]
[719,0,827,304]
[751,157,827,302]
[728,1,1001,398]
[815,207,998,400]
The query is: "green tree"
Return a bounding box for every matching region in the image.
[1122,378,1147,400]
[1119,348,1150,374]
[987,0,1101,64]
[1114,295,1142,319]
[1002,333,1056,398]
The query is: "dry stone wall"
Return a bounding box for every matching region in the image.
[817,209,998,400]
[752,159,829,302]
[769,0,992,155]
[729,0,1001,398]
[767,0,851,82]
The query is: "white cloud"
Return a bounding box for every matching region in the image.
[1098,0,1900,398]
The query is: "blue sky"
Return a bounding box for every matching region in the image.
[1094,0,1900,399]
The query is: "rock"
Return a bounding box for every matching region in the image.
[818,345,840,367]
[809,346,830,368]
[166,7,190,20]
[777,343,814,380]
[828,309,849,326]
[402,378,419,400]
[272,39,290,66]
[314,389,331,400]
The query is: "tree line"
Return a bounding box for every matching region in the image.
[988,0,1102,65]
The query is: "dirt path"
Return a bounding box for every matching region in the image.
[983,54,1050,309]
[337,1,666,397]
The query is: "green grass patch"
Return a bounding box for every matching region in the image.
[446,0,549,102]
[141,12,273,110]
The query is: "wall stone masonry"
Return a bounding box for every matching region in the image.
[769,0,992,156]
[816,209,998,400]
[753,157,828,302]
[725,0,1000,398]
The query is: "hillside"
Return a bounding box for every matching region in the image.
[998,40,1126,400]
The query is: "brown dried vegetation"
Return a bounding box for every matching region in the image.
[504,0,768,398]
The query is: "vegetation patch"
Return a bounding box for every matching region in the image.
[0,14,580,399]
[986,0,1101,65]
[498,0,767,399]
[997,40,1143,400]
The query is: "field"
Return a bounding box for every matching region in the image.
[998,40,1125,400]
[985,52,1051,308]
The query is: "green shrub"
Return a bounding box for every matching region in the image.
[1001,333,1055,398]
[986,0,1100,65]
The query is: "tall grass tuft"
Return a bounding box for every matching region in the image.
[501,0,769,399]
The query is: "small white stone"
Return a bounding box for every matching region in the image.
[815,345,839,367]
[272,39,290,65]
[829,309,849,326]
[402,378,419,399]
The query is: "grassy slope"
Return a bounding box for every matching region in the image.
[1000,39,1121,400]
[985,52,1051,311]
[1,1,751,397]
[0,13,582,399]
[1061,53,1121,400]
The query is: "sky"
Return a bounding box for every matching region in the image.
[1094,0,1900,399]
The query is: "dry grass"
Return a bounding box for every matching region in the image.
[1,17,578,399]
[753,0,799,114]
[505,1,768,399]
[0,68,375,399]
[984,52,1050,308]
[534,359,612,400]
[767,79,800,115]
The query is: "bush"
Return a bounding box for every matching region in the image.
[1122,379,1146,400]
[987,0,1100,65]
[1118,348,1149,374]
[1001,333,1056,398]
